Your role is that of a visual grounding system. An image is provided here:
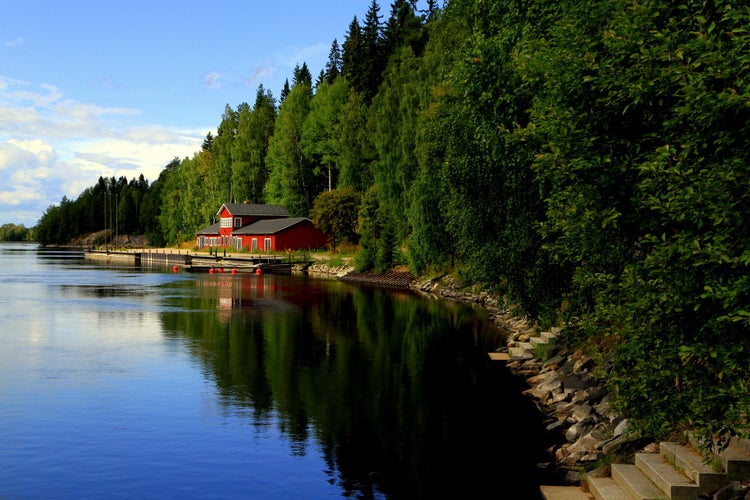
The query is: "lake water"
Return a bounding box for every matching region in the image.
[0,242,551,499]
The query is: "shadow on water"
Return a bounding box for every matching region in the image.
[160,274,552,498]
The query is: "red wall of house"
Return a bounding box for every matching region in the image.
[240,235,275,252]
[274,221,327,250]
[219,208,262,238]
[239,221,326,252]
[219,208,233,238]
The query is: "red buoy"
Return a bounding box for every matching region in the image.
[209,268,215,274]
[218,267,223,273]
[172,265,179,273]
[255,267,263,275]
[231,268,237,274]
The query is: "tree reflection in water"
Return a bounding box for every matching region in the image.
[160,273,550,498]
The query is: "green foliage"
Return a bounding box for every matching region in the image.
[232,87,277,204]
[265,82,318,216]
[528,0,750,440]
[355,185,398,273]
[302,77,350,191]
[310,187,361,252]
[333,91,376,191]
[0,223,31,241]
[370,45,422,241]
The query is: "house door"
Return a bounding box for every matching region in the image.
[264,238,272,251]
[251,238,258,252]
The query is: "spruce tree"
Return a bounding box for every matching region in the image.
[361,0,385,101]
[292,62,312,88]
[324,38,342,84]
[280,79,291,103]
[342,17,365,95]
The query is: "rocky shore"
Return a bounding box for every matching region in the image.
[412,275,634,483]
[308,263,629,484]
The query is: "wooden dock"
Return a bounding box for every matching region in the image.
[84,250,301,274]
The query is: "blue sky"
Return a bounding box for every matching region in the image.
[0,0,397,226]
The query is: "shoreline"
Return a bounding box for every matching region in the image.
[308,261,628,485]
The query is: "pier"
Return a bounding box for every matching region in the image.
[84,249,307,274]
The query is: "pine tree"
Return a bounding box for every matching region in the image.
[292,62,312,88]
[382,0,425,58]
[202,131,215,151]
[342,17,365,94]
[280,79,291,103]
[324,38,342,84]
[361,0,385,101]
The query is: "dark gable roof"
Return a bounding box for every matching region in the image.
[233,217,311,235]
[195,222,221,235]
[217,203,290,218]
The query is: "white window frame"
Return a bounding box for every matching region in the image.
[234,217,242,228]
[220,218,232,228]
[251,238,258,251]
[264,238,272,251]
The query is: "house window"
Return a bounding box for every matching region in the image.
[234,217,242,228]
[264,238,272,251]
[251,238,258,251]
[220,218,232,228]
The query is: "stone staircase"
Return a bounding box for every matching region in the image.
[586,437,750,500]
[501,327,750,500]
[508,328,558,361]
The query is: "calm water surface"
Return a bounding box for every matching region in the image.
[0,242,550,499]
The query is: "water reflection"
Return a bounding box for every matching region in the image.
[161,273,549,498]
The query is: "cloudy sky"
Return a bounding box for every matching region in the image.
[0,0,387,226]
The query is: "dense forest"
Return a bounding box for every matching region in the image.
[35,0,750,446]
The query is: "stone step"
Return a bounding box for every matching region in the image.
[539,485,593,499]
[719,438,750,482]
[731,438,750,456]
[508,346,533,360]
[660,442,728,495]
[541,330,558,342]
[517,341,535,351]
[686,433,750,482]
[635,452,698,500]
[530,335,550,347]
[587,476,629,500]
[611,463,664,499]
[487,351,510,361]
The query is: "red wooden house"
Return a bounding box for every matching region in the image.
[195,203,327,252]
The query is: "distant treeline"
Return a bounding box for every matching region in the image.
[36,0,750,444]
[0,223,32,241]
[36,174,156,246]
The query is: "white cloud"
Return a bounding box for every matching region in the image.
[3,37,25,48]
[247,66,276,86]
[0,77,206,225]
[203,72,222,90]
